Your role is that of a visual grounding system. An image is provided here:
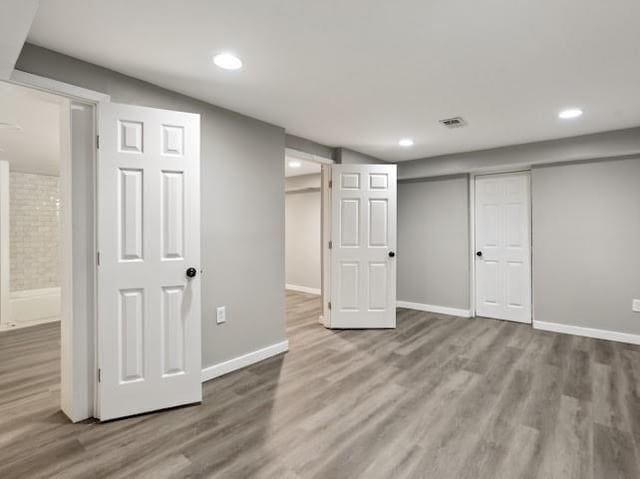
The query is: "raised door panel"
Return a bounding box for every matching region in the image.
[341,173,360,190]
[161,286,186,376]
[369,173,388,190]
[161,171,184,260]
[119,289,144,383]
[368,199,388,247]
[339,262,359,311]
[340,199,360,247]
[118,120,144,154]
[119,169,144,261]
[162,125,184,157]
[368,262,388,311]
[506,261,526,309]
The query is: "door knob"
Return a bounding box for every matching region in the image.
[186,267,197,278]
[476,251,483,257]
[388,251,396,258]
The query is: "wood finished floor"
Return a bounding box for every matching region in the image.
[1,291,640,478]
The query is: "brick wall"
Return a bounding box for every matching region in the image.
[10,172,60,292]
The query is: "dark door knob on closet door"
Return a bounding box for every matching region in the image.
[186,267,197,278]
[388,251,396,258]
[476,251,483,257]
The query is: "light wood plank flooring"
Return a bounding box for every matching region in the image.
[1,291,640,478]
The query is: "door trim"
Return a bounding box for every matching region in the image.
[8,70,110,422]
[320,163,332,327]
[469,170,533,320]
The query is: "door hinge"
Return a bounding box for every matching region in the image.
[96,251,100,266]
[328,301,332,310]
[97,368,101,383]
[328,240,332,249]
[329,180,332,188]
[96,135,100,149]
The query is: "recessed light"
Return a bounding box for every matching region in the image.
[288,160,302,168]
[213,53,243,70]
[558,108,583,119]
[399,138,414,147]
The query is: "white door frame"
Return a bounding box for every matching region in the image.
[321,163,332,327]
[469,169,533,320]
[7,69,110,422]
[0,161,9,328]
[284,148,334,326]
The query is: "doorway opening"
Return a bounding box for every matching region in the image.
[0,83,67,331]
[284,157,399,330]
[284,152,326,318]
[1,72,103,423]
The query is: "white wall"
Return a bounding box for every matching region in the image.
[9,171,60,292]
[285,175,321,292]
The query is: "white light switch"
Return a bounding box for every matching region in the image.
[633,299,640,313]
[217,306,226,324]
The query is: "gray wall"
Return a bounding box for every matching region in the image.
[286,134,335,161]
[16,44,286,368]
[336,147,387,165]
[397,176,470,309]
[285,189,321,291]
[285,174,321,291]
[532,157,640,334]
[396,152,640,336]
[398,127,640,180]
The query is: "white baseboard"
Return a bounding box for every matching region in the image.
[533,321,640,346]
[397,300,472,318]
[201,340,289,383]
[286,284,321,295]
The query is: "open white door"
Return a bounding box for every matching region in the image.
[475,172,531,323]
[97,102,201,420]
[330,164,397,328]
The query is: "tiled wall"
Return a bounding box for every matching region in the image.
[9,172,61,292]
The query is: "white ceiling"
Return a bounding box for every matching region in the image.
[0,82,64,175]
[285,157,321,178]
[27,0,640,162]
[0,0,39,79]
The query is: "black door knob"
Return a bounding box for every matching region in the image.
[388,251,396,258]
[476,251,483,257]
[186,267,197,278]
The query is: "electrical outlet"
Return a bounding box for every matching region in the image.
[633,299,640,313]
[216,306,226,324]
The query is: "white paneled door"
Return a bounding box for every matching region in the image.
[97,103,201,420]
[475,172,531,323]
[330,164,397,328]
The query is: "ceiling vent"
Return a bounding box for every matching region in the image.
[439,117,467,129]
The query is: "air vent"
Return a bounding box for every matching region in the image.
[439,117,467,129]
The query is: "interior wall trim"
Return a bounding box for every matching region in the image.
[201,340,289,383]
[397,300,472,318]
[533,320,640,346]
